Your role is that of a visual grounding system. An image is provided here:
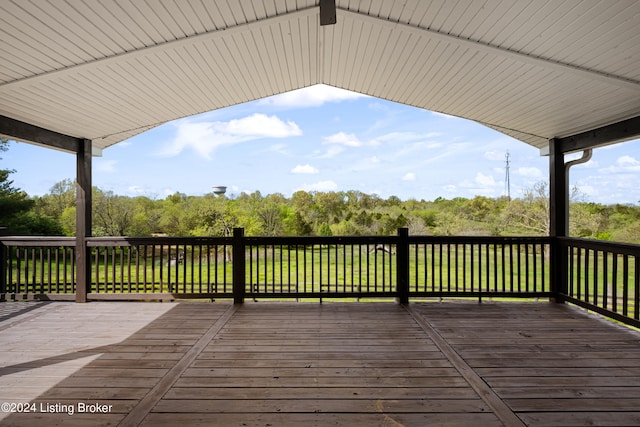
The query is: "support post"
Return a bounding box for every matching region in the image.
[396,227,410,304]
[0,240,6,298]
[75,139,92,303]
[549,138,568,301]
[232,228,246,304]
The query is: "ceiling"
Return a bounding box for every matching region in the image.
[1,0,639,154]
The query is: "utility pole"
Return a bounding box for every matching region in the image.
[505,151,511,200]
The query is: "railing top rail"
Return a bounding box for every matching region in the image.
[0,236,75,246]
[1,234,553,247]
[86,236,232,247]
[408,235,550,244]
[243,235,398,245]
[557,236,640,255]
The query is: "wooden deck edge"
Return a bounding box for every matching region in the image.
[404,304,527,427]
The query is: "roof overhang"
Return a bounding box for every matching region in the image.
[1,1,639,154]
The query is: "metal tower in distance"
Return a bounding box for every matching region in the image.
[504,151,511,200]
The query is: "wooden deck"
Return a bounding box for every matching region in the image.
[1,301,639,426]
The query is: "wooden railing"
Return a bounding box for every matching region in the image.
[1,229,550,302]
[4,231,639,327]
[0,236,76,299]
[409,236,549,299]
[557,237,640,328]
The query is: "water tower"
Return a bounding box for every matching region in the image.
[212,186,227,197]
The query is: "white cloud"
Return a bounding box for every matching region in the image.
[323,132,364,147]
[618,155,640,166]
[576,184,598,197]
[517,167,543,178]
[291,164,319,174]
[223,114,301,137]
[600,155,640,173]
[403,172,416,181]
[475,172,497,187]
[296,180,338,192]
[259,84,366,108]
[323,131,382,150]
[456,173,500,196]
[159,113,302,158]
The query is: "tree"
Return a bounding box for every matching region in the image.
[0,139,32,222]
[257,194,287,236]
[499,181,550,235]
[0,139,62,234]
[35,179,76,219]
[93,188,136,236]
[433,211,465,236]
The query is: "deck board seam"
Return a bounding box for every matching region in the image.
[404,304,526,427]
[118,303,238,427]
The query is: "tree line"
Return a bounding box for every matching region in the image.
[2,140,640,242]
[8,178,640,243]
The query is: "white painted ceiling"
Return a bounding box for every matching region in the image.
[1,0,639,152]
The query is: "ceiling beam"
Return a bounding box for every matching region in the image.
[0,115,83,153]
[555,115,640,154]
[320,0,337,26]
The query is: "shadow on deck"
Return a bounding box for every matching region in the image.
[0,301,639,426]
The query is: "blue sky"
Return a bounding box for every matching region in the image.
[5,84,640,204]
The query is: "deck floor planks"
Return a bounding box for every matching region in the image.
[1,301,640,425]
[149,302,496,426]
[0,301,232,426]
[411,301,640,426]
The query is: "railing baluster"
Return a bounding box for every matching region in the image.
[347,243,351,293]
[593,249,599,307]
[111,246,116,293]
[585,249,591,304]
[623,255,629,317]
[462,243,467,292]
[456,243,460,293]
[334,243,338,293]
[469,244,474,293]
[634,255,639,320]
[439,243,444,293]
[447,242,451,293]
[603,251,609,310]
[288,244,292,293]
[612,253,618,313]
[485,243,490,294]
[493,243,498,293]
[532,243,537,293]
[576,247,582,300]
